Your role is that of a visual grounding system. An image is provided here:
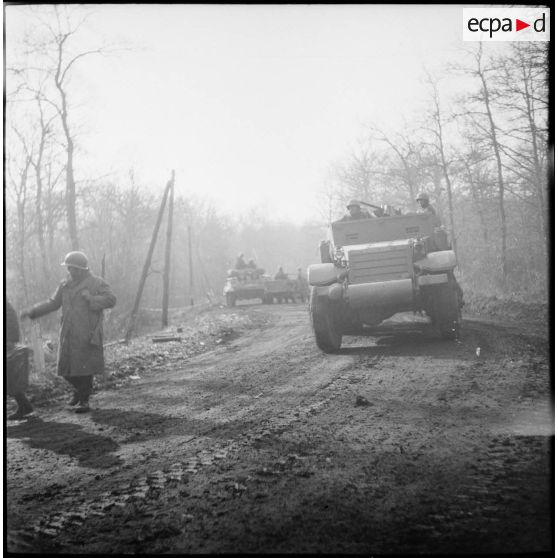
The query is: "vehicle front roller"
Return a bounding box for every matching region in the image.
[309,286,342,353]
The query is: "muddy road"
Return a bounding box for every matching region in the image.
[6,303,552,554]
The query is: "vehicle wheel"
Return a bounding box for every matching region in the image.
[225,292,236,307]
[342,319,365,335]
[310,286,342,353]
[431,282,461,339]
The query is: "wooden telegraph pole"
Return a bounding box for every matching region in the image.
[125,175,172,343]
[162,170,175,327]
[188,223,194,307]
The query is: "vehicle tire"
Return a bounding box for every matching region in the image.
[310,286,342,353]
[431,282,461,339]
[225,292,236,307]
[342,319,365,335]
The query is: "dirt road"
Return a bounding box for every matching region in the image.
[6,303,552,554]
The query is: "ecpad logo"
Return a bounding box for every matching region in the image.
[463,8,550,42]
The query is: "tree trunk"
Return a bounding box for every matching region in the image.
[32,107,50,281]
[462,158,489,245]
[521,64,548,251]
[55,37,79,250]
[62,110,78,250]
[428,76,458,258]
[17,197,29,303]
[15,161,31,303]
[162,171,175,327]
[478,58,508,290]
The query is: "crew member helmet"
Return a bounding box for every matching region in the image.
[61,251,89,270]
[346,199,361,209]
[416,192,429,202]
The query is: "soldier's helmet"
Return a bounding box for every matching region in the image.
[61,251,89,270]
[416,192,429,202]
[346,199,361,209]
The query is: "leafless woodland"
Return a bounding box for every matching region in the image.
[5,7,550,341]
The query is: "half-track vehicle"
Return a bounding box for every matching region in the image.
[263,278,298,304]
[307,208,461,352]
[223,269,268,307]
[224,270,307,306]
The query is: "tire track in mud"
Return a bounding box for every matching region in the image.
[7,336,374,552]
[404,434,551,553]
[8,306,549,552]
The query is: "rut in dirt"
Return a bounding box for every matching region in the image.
[6,304,551,554]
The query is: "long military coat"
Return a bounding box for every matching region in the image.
[29,272,116,378]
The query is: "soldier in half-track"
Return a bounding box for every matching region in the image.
[235,253,248,270]
[339,200,372,220]
[416,192,441,227]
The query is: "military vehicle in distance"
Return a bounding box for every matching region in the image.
[307,206,461,352]
[223,271,303,306]
[223,269,268,307]
[263,278,298,304]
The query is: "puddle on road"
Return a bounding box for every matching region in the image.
[491,401,554,437]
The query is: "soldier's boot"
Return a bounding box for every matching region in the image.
[74,397,91,413]
[8,393,33,420]
[68,392,81,407]
[74,386,92,413]
[73,376,93,413]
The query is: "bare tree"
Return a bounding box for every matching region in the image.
[455,45,509,289]
[6,126,34,303]
[422,72,458,255]
[458,148,491,246]
[493,42,549,250]
[369,126,426,207]
[317,166,342,222]
[29,91,59,279]
[10,6,109,250]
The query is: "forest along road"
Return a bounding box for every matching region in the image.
[6,303,551,554]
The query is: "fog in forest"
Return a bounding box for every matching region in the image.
[5,5,549,340]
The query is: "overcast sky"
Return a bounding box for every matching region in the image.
[6,4,488,224]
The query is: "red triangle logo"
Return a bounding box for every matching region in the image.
[516,19,530,31]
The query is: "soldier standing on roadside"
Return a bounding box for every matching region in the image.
[21,251,116,414]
